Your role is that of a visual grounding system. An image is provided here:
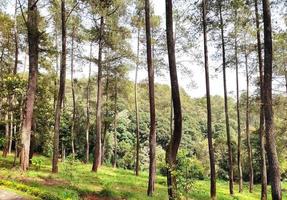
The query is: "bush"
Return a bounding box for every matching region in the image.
[31,157,45,170]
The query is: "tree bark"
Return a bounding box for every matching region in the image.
[135,27,140,176]
[70,26,76,159]
[52,0,66,173]
[14,0,19,75]
[165,0,182,199]
[202,1,216,199]
[219,1,234,195]
[234,8,243,192]
[112,76,118,168]
[2,113,9,157]
[102,67,110,165]
[254,0,268,197]
[8,113,13,154]
[20,0,40,171]
[85,42,92,163]
[145,0,156,196]
[262,0,282,199]
[245,49,254,193]
[92,16,104,172]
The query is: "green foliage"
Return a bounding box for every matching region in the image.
[0,180,60,200]
[31,157,45,171]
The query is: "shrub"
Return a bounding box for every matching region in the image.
[31,157,45,170]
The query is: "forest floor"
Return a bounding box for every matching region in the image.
[0,152,286,200]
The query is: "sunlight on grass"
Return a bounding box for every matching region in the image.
[0,152,286,199]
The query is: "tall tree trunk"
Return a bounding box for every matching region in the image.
[219,1,234,195]
[54,27,59,111]
[262,0,282,199]
[92,16,104,172]
[102,67,110,165]
[85,43,92,163]
[285,69,287,94]
[245,49,254,193]
[14,0,18,75]
[8,113,13,154]
[135,27,140,176]
[2,113,9,157]
[254,0,268,197]
[52,0,66,173]
[112,76,118,168]
[70,26,76,159]
[165,0,182,199]
[234,8,243,192]
[101,65,110,164]
[20,0,40,171]
[202,1,216,199]
[145,0,156,196]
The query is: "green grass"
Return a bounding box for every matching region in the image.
[0,152,286,199]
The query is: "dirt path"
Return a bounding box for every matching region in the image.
[0,190,26,200]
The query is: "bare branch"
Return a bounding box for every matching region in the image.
[65,2,79,23]
[17,0,27,27]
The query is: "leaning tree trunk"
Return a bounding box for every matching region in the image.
[85,43,92,163]
[92,16,104,172]
[245,49,254,193]
[262,0,282,199]
[219,1,234,195]
[20,0,40,171]
[135,27,140,176]
[166,0,182,199]
[234,8,243,192]
[254,0,268,198]
[202,0,216,199]
[52,0,66,173]
[70,26,76,159]
[145,0,156,196]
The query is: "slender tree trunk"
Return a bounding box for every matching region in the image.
[14,0,18,75]
[165,0,182,199]
[285,69,287,94]
[92,16,104,172]
[11,0,18,155]
[254,0,268,197]
[234,9,243,192]
[70,26,76,159]
[85,43,92,163]
[52,0,66,173]
[262,0,282,199]
[202,1,216,199]
[145,0,156,196]
[61,141,65,162]
[102,68,110,165]
[8,113,13,154]
[245,49,254,193]
[2,113,9,157]
[112,76,118,168]
[135,28,140,176]
[20,0,40,171]
[219,1,234,195]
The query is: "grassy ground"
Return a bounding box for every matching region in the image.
[0,152,286,200]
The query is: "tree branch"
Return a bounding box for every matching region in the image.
[30,0,40,9]
[65,2,79,23]
[17,0,27,27]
